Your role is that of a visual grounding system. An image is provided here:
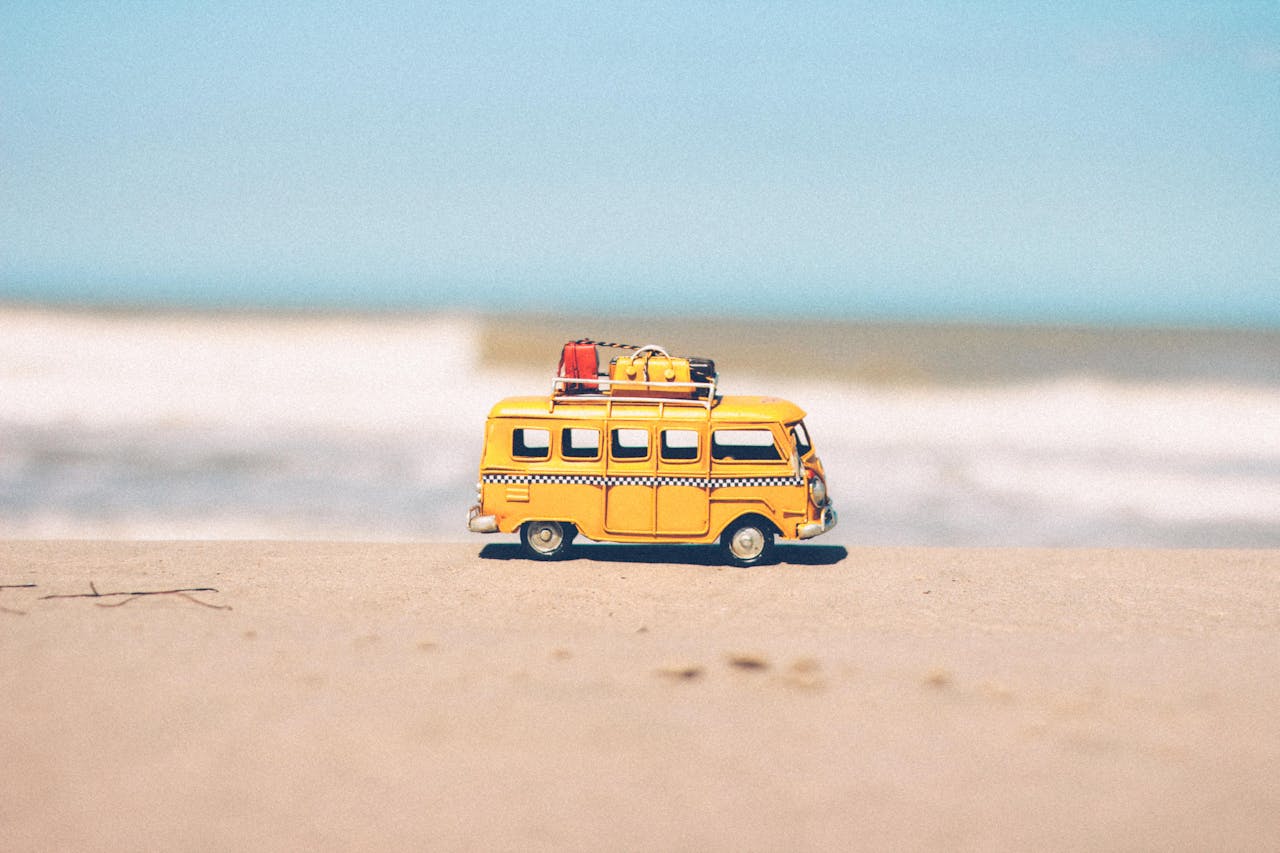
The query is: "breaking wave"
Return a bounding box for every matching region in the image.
[3,307,1278,546]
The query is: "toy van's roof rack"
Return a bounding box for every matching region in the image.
[549,341,719,415]
[549,375,719,414]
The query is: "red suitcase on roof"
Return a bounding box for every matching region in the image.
[557,341,599,394]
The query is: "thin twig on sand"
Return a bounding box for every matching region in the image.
[0,583,37,615]
[40,582,231,611]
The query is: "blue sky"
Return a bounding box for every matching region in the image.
[3,2,1278,324]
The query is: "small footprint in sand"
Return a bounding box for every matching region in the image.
[924,667,953,688]
[726,654,826,689]
[656,655,828,690]
[726,654,769,671]
[780,658,826,690]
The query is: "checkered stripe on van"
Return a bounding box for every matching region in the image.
[709,476,805,488]
[485,473,608,486]
[482,474,803,489]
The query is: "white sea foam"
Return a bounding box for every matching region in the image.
[3,307,1278,545]
[2,307,491,431]
[762,376,1280,543]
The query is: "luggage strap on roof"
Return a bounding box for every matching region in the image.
[573,338,645,350]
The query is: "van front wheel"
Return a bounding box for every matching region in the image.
[520,520,573,560]
[720,517,775,567]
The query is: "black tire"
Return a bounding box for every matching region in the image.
[520,520,574,560]
[720,516,775,567]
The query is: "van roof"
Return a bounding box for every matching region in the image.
[487,394,807,423]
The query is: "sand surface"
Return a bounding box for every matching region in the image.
[3,540,1279,851]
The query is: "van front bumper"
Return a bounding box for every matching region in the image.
[796,505,837,540]
[468,505,499,534]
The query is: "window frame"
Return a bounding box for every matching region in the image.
[710,427,784,463]
[560,426,602,461]
[609,427,651,461]
[660,428,702,463]
[511,427,551,460]
[789,420,812,457]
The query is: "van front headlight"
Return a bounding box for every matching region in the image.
[808,472,827,505]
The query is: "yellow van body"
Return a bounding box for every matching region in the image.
[467,387,836,564]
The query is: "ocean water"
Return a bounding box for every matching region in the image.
[2,306,1278,546]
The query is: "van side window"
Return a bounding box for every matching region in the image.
[790,421,812,456]
[611,428,649,460]
[562,428,600,460]
[712,429,781,461]
[512,428,550,460]
[661,429,700,462]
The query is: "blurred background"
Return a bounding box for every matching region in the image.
[3,3,1277,545]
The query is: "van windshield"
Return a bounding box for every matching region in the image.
[790,421,812,457]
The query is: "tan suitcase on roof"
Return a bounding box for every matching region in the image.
[608,348,706,398]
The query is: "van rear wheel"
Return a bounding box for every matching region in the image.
[520,520,573,560]
[720,517,775,567]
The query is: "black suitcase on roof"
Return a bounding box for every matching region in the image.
[688,357,717,385]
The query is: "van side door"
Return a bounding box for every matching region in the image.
[709,424,799,524]
[603,423,655,535]
[654,426,710,536]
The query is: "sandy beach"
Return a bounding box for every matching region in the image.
[3,540,1278,851]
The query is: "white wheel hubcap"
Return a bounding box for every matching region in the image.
[529,522,564,553]
[731,527,764,560]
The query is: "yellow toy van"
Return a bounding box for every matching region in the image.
[467,341,836,565]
